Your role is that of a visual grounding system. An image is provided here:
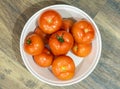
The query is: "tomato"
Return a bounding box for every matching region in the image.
[72,43,92,57]
[52,55,75,80]
[33,47,53,67]
[34,26,46,39]
[38,9,62,34]
[24,33,44,55]
[71,20,95,44]
[49,31,74,55]
[34,26,50,44]
[61,18,75,32]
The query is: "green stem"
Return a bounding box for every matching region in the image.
[56,33,64,43]
[26,38,31,44]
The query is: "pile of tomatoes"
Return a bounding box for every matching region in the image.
[24,9,95,80]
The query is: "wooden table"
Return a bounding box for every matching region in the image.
[0,0,120,89]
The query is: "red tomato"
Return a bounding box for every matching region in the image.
[71,20,95,44]
[33,47,53,67]
[34,26,50,44]
[38,10,62,34]
[49,31,74,55]
[34,26,46,38]
[52,55,75,80]
[61,18,75,32]
[24,33,44,55]
[72,43,92,57]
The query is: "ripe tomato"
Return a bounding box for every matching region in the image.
[61,18,75,32]
[34,26,46,39]
[71,20,95,44]
[49,31,74,55]
[38,9,62,34]
[72,43,92,57]
[52,55,75,80]
[33,47,53,67]
[34,26,50,44]
[24,33,44,55]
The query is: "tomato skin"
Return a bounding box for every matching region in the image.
[49,31,74,55]
[38,10,62,34]
[52,55,75,80]
[34,26,46,39]
[34,26,50,44]
[61,18,75,32]
[24,33,44,55]
[71,20,95,44]
[72,43,92,57]
[33,47,53,67]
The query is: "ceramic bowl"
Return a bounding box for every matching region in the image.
[20,5,102,86]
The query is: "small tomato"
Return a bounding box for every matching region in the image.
[33,47,53,67]
[34,26,46,38]
[34,26,50,44]
[71,20,95,44]
[72,43,92,57]
[24,33,44,55]
[61,18,75,32]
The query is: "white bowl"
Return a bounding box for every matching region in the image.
[20,5,102,86]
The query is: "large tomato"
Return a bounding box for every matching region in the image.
[72,43,92,57]
[52,55,75,80]
[33,47,53,67]
[71,20,95,44]
[38,9,62,34]
[24,33,44,55]
[49,31,74,55]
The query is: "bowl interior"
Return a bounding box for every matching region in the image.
[20,5,102,86]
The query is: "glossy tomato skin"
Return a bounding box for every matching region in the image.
[34,26,46,39]
[34,26,50,44]
[38,10,62,34]
[33,47,53,67]
[71,20,95,44]
[49,31,74,55]
[61,18,75,32]
[24,33,44,55]
[72,43,92,57]
[52,55,75,80]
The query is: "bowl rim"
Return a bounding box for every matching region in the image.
[20,4,102,86]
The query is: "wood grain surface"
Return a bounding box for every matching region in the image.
[0,0,120,89]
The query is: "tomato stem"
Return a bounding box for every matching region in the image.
[56,33,64,43]
[26,38,31,45]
